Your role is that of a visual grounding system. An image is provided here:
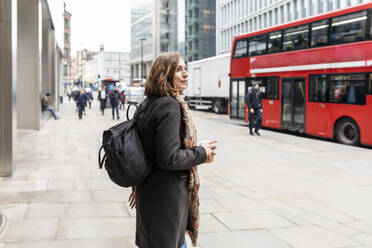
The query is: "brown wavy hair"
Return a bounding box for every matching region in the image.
[144,52,181,96]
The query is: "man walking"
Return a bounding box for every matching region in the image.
[247,81,262,135]
[74,88,88,120]
[110,86,120,120]
[98,85,107,115]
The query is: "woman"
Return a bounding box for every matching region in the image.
[129,52,217,248]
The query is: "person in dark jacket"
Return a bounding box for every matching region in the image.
[247,81,263,135]
[98,85,107,115]
[74,88,88,119]
[110,86,120,120]
[41,93,60,119]
[86,89,93,109]
[128,52,217,248]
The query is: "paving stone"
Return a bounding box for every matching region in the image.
[198,230,291,248]
[25,203,67,219]
[91,190,130,203]
[57,218,135,239]
[345,220,372,235]
[350,233,372,246]
[0,219,58,242]
[13,191,92,203]
[0,181,47,192]
[300,214,359,236]
[199,214,229,233]
[67,203,129,218]
[76,180,118,190]
[214,210,294,230]
[199,199,227,214]
[0,204,27,221]
[4,237,135,248]
[271,226,358,248]
[217,197,270,212]
[47,180,77,191]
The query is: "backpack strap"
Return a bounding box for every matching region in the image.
[98,145,107,169]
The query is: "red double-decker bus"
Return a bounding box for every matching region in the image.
[229,3,372,146]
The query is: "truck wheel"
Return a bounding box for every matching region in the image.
[335,118,360,146]
[212,99,222,114]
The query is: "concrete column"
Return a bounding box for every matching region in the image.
[41,11,52,99]
[0,0,17,176]
[17,0,42,129]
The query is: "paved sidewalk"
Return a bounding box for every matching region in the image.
[1,98,372,248]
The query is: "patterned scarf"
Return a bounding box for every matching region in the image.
[173,94,200,247]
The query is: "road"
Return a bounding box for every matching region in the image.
[0,99,371,248]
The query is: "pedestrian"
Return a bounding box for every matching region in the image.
[128,52,217,248]
[109,86,120,120]
[119,90,126,110]
[98,85,107,115]
[41,93,60,120]
[74,88,88,120]
[247,80,263,135]
[66,85,72,102]
[86,88,93,109]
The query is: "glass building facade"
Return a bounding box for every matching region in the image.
[185,0,216,62]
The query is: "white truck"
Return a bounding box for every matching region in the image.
[184,53,230,114]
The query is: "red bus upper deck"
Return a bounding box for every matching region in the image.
[229,2,372,146]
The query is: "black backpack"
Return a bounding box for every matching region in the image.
[98,98,157,187]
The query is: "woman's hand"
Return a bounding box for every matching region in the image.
[200,140,217,162]
[128,191,136,209]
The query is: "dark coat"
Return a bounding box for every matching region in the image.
[247,88,262,110]
[74,93,88,107]
[135,96,206,248]
[110,90,120,106]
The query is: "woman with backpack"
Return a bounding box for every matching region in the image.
[129,52,217,248]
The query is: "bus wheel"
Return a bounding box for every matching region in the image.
[335,118,360,146]
[212,99,221,114]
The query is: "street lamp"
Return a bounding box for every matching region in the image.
[139,37,146,80]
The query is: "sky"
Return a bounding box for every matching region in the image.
[65,0,131,56]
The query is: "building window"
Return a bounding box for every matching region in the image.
[269,11,272,26]
[280,5,284,23]
[249,34,267,56]
[336,0,341,9]
[294,0,298,20]
[327,0,333,11]
[274,8,278,25]
[311,19,329,47]
[287,2,291,22]
[318,0,324,14]
[330,11,367,45]
[263,13,267,28]
[301,0,306,18]
[283,25,309,51]
[310,0,315,15]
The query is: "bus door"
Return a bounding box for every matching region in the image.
[230,79,246,120]
[281,77,306,131]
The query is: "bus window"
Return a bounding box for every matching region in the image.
[248,77,279,100]
[233,39,248,58]
[330,11,367,45]
[309,75,327,102]
[311,20,329,47]
[369,74,372,94]
[328,74,366,105]
[249,34,267,56]
[283,25,309,51]
[268,31,282,53]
